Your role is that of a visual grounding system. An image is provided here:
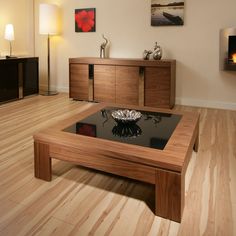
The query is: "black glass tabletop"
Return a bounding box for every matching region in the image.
[63,107,182,150]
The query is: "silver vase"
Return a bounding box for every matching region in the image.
[153,42,162,60]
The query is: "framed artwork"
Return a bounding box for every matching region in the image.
[75,8,96,32]
[151,0,184,26]
[76,123,97,137]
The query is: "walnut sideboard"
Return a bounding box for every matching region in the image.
[69,57,176,109]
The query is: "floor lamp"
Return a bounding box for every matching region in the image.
[39,3,59,96]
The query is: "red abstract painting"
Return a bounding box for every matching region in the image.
[75,8,96,32]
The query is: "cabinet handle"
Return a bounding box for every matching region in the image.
[139,66,145,77]
[18,63,23,99]
[88,64,94,101]
[89,64,94,80]
[139,67,145,106]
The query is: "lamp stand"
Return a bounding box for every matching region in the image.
[5,41,17,59]
[10,41,12,56]
[41,34,58,96]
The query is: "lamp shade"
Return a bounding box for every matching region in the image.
[39,3,59,35]
[5,24,14,41]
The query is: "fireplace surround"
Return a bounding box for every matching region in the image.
[228,36,236,63]
[220,28,236,71]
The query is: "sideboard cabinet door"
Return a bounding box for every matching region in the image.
[0,62,18,102]
[94,65,116,103]
[0,57,39,103]
[116,66,139,106]
[23,58,39,96]
[69,64,89,100]
[144,67,172,109]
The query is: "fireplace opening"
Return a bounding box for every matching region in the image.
[228,35,236,63]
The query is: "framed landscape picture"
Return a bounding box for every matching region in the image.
[75,8,96,32]
[151,0,184,26]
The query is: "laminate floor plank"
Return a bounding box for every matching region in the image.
[33,217,74,236]
[0,94,235,236]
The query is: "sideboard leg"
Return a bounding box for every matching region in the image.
[34,141,52,181]
[155,168,182,222]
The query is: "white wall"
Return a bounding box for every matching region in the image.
[0,0,34,57]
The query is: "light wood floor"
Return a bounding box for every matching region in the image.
[0,93,235,236]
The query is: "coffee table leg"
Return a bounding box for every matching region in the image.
[34,141,52,181]
[193,118,199,152]
[155,168,182,222]
[193,128,199,152]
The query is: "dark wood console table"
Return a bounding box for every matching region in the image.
[0,57,39,103]
[69,57,176,109]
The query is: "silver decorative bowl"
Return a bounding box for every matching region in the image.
[111,109,142,124]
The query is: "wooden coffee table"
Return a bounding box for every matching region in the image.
[34,103,199,222]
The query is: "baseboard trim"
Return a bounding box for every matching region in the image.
[44,85,236,111]
[57,86,69,93]
[176,97,236,110]
[39,85,69,93]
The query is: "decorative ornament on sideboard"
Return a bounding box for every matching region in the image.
[100,34,109,58]
[143,42,162,60]
[143,50,152,60]
[153,42,162,60]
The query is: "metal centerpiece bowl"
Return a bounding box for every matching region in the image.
[111,109,142,124]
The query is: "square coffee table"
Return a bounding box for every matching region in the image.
[34,103,199,222]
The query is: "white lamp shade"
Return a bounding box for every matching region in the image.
[5,24,14,41]
[39,3,59,35]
